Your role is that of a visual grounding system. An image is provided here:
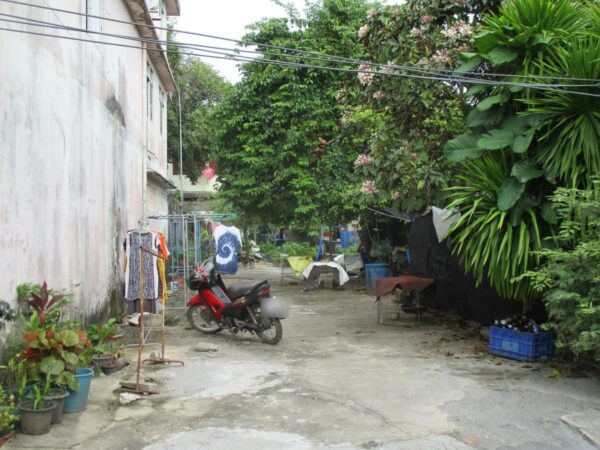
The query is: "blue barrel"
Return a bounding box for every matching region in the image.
[365,263,391,295]
[340,231,358,249]
[63,367,94,413]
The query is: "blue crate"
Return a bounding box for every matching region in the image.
[488,326,556,362]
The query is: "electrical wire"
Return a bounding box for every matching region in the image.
[1,15,599,98]
[3,11,598,91]
[1,0,599,84]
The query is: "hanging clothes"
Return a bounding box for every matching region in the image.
[213,225,242,274]
[124,230,160,304]
[157,231,170,259]
[157,257,168,303]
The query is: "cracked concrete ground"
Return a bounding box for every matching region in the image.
[9,264,600,449]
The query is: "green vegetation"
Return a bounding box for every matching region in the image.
[166,0,600,362]
[214,0,371,230]
[259,242,316,259]
[518,183,600,362]
[167,29,231,182]
[444,0,600,300]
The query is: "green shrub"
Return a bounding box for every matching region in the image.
[519,183,600,362]
[258,242,316,259]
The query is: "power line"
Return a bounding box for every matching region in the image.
[1,15,599,98]
[3,12,598,91]
[1,0,598,84]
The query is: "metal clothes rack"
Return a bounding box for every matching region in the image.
[147,212,236,311]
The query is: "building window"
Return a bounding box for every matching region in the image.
[159,87,166,135]
[147,62,154,121]
[86,0,104,33]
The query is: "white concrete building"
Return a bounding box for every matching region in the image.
[167,162,219,202]
[0,0,179,316]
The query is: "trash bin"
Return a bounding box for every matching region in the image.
[365,263,391,295]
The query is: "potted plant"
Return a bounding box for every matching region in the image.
[18,385,56,435]
[40,375,68,425]
[19,282,93,414]
[87,318,124,374]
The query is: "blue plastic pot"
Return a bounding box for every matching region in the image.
[63,368,94,413]
[365,263,391,295]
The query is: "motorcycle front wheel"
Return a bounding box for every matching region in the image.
[255,317,283,345]
[187,304,223,334]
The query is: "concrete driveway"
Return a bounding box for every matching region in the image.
[10,264,600,449]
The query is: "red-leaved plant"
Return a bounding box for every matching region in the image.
[23,281,66,326]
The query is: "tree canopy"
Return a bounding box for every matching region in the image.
[167,34,230,182]
[214,0,373,230]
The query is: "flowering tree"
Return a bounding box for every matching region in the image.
[345,0,500,212]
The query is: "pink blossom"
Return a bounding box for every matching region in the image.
[441,21,472,42]
[441,27,459,41]
[432,49,450,66]
[367,8,378,19]
[361,180,377,195]
[357,64,375,86]
[392,191,401,200]
[421,15,434,25]
[372,90,385,101]
[409,27,425,38]
[358,24,370,39]
[455,20,473,37]
[355,154,374,166]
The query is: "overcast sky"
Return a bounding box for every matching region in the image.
[174,0,309,83]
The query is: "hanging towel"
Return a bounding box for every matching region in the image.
[213,225,242,274]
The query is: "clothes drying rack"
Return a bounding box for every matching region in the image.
[147,211,236,311]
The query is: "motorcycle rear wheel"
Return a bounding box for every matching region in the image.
[187,304,222,334]
[255,318,283,345]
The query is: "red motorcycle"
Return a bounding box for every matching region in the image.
[186,258,286,345]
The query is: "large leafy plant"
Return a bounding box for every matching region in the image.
[21,314,89,391]
[443,0,599,300]
[18,282,90,391]
[446,154,542,300]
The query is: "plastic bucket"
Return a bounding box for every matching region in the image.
[63,368,94,413]
[365,263,391,295]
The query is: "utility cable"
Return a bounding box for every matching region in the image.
[2,11,598,90]
[1,16,599,98]
[1,0,598,84]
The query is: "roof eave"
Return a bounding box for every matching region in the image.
[121,0,177,93]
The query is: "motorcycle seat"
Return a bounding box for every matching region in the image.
[227,280,269,300]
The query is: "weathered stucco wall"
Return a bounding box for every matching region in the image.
[0,1,161,316]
